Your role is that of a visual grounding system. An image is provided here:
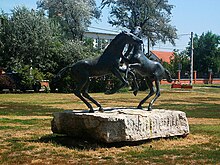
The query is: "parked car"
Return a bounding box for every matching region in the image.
[0,72,49,92]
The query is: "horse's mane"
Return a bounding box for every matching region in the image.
[102,32,123,53]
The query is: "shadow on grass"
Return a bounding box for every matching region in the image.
[34,134,185,151]
[0,102,64,116]
[156,102,220,118]
[205,85,220,88]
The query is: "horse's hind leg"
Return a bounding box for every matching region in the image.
[137,79,155,109]
[73,80,94,113]
[74,90,94,113]
[148,80,161,111]
[82,81,104,112]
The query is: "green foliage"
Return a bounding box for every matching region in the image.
[101,0,177,45]
[37,0,101,40]
[165,32,220,79]
[15,65,44,91]
[168,50,190,78]
[192,31,220,77]
[89,77,108,93]
[0,6,101,91]
[0,7,63,72]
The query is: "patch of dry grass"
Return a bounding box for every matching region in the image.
[188,118,220,125]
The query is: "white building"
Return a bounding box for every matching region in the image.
[84,31,117,50]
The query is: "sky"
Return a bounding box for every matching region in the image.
[1,0,220,51]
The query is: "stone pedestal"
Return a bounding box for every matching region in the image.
[51,108,189,143]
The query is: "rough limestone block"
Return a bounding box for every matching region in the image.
[51,108,189,143]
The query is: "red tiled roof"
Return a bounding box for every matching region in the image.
[151,50,174,64]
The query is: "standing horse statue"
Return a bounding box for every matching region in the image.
[126,42,173,111]
[55,31,143,113]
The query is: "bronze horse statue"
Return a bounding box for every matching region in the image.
[55,31,143,112]
[123,27,172,111]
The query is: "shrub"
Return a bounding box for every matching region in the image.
[0,74,16,91]
[14,65,44,91]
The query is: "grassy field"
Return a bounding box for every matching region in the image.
[0,85,220,164]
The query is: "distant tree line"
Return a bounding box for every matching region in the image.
[192,32,220,78]
[164,32,220,79]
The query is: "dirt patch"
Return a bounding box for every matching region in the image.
[149,134,212,150]
[188,118,220,125]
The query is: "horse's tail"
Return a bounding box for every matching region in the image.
[164,69,173,83]
[55,65,72,79]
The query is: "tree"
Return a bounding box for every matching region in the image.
[168,50,190,78]
[101,0,177,45]
[192,31,220,77]
[0,5,102,92]
[0,12,10,67]
[37,0,100,40]
[0,7,63,73]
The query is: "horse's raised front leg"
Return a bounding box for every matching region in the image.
[118,66,139,96]
[137,78,155,110]
[148,80,161,111]
[82,80,104,112]
[129,63,142,71]
[105,67,129,95]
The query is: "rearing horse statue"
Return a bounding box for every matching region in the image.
[126,39,173,111]
[55,31,143,113]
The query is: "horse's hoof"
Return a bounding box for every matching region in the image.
[89,110,94,113]
[133,90,138,96]
[147,107,152,111]
[99,107,104,112]
[137,105,142,109]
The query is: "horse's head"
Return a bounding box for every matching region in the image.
[131,26,142,37]
[121,31,143,45]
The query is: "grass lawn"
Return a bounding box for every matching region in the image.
[0,84,220,164]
